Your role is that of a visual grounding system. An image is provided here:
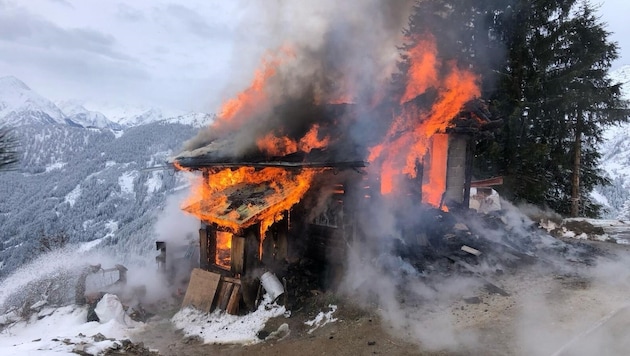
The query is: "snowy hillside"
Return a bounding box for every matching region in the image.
[0,76,68,126]
[595,65,630,219]
[0,122,199,278]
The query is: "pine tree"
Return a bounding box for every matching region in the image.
[0,126,18,171]
[473,0,628,217]
[399,0,628,216]
[555,2,628,217]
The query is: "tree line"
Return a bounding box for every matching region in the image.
[401,0,629,217]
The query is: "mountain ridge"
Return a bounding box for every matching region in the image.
[0,76,214,129]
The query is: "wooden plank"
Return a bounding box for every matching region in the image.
[199,229,209,270]
[208,226,217,268]
[181,268,221,312]
[217,281,234,311]
[227,284,241,315]
[223,276,242,285]
[461,245,482,256]
[231,236,245,274]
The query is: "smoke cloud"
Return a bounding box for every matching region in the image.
[182,0,416,156]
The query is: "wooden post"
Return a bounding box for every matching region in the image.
[243,224,261,275]
[275,213,289,262]
[199,228,209,270]
[227,284,241,315]
[217,281,234,311]
[231,235,245,274]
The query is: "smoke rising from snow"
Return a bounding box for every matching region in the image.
[338,190,630,353]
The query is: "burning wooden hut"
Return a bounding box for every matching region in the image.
[169,96,499,314]
[174,148,367,279]
[169,34,502,314]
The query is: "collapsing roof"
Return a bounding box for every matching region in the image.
[184,179,307,232]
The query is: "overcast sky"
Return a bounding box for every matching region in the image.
[0,0,628,113]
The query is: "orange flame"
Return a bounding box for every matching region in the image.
[256,124,330,157]
[212,45,296,134]
[183,167,322,237]
[216,231,232,269]
[422,134,448,207]
[369,36,480,208]
[401,35,439,104]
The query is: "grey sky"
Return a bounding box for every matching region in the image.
[598,0,630,70]
[0,0,627,112]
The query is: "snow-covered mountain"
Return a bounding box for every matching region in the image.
[594,64,630,219]
[0,76,68,126]
[56,100,122,130]
[0,76,214,129]
[118,108,214,128]
[89,103,215,128]
[0,76,215,277]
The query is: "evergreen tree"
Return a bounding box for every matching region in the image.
[402,0,629,217]
[554,2,628,216]
[0,126,18,171]
[475,0,628,217]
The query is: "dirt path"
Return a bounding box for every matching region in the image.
[131,240,630,356]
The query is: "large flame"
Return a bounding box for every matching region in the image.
[369,36,480,208]
[211,45,296,135]
[183,167,321,237]
[180,33,480,241]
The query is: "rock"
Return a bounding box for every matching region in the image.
[265,323,290,341]
[464,297,482,304]
[92,333,107,342]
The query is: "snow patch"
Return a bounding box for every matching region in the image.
[64,184,82,207]
[45,162,66,172]
[171,293,286,345]
[94,294,139,327]
[145,171,163,194]
[304,304,338,334]
[118,171,137,195]
[104,220,119,238]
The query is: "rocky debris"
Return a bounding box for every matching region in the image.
[102,339,159,356]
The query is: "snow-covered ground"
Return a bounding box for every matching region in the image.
[172,294,288,345]
[0,295,143,356]
[1,292,288,354]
